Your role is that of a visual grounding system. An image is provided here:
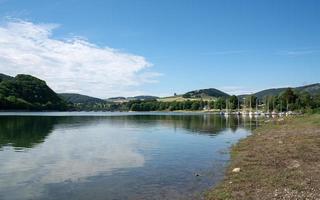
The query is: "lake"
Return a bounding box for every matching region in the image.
[0,112,260,200]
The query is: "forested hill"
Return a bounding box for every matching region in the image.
[241,83,320,99]
[0,73,13,82]
[0,74,67,110]
[59,93,106,104]
[183,88,230,98]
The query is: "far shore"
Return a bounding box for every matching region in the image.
[0,109,300,116]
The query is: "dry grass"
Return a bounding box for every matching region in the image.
[206,114,320,200]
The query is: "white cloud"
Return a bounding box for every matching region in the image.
[0,19,160,98]
[276,49,319,56]
[0,120,145,199]
[219,86,257,95]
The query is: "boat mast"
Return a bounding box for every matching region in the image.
[267,96,270,113]
[243,97,245,113]
[237,97,240,113]
[226,98,228,113]
[273,97,275,112]
[250,96,252,113]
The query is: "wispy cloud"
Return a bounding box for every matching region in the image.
[201,50,246,56]
[277,49,319,56]
[0,19,161,98]
[219,86,256,95]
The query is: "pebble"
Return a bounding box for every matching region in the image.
[232,168,241,173]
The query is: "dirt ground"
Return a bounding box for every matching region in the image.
[206,114,320,200]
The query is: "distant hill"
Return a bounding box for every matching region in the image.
[240,83,320,99]
[183,88,230,98]
[0,74,67,110]
[127,96,159,101]
[107,97,126,101]
[295,83,320,95]
[59,93,106,104]
[107,95,159,102]
[0,73,13,82]
[106,97,127,103]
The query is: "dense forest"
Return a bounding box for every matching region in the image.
[0,74,68,111]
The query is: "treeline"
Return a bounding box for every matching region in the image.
[69,88,320,113]
[119,88,320,112]
[128,99,208,111]
[70,100,213,111]
[260,88,320,113]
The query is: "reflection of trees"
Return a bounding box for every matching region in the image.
[0,116,58,148]
[105,114,259,135]
[0,116,100,149]
[0,114,260,149]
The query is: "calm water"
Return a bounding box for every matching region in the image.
[0,112,260,200]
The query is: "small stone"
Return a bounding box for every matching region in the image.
[288,160,300,169]
[232,168,241,173]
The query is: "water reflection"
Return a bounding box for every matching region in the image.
[0,113,261,200]
[0,116,56,149]
[0,114,260,149]
[0,117,145,200]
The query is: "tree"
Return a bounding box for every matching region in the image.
[191,101,200,110]
[130,103,141,111]
[214,97,225,110]
[244,95,257,109]
[228,95,239,110]
[279,88,298,111]
[296,91,312,109]
[183,100,192,110]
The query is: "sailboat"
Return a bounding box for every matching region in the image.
[279,100,285,116]
[248,96,253,117]
[236,97,241,115]
[224,98,230,116]
[264,96,270,116]
[254,99,260,115]
[241,97,248,116]
[219,102,224,115]
[271,97,277,116]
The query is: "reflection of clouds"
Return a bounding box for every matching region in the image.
[0,122,144,199]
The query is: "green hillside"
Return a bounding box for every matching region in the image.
[0,74,67,110]
[296,83,320,95]
[245,83,320,99]
[59,93,106,104]
[128,96,159,101]
[0,73,13,82]
[183,88,230,98]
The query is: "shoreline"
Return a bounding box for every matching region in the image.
[0,109,299,114]
[206,114,320,200]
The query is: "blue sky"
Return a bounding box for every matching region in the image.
[0,0,319,97]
